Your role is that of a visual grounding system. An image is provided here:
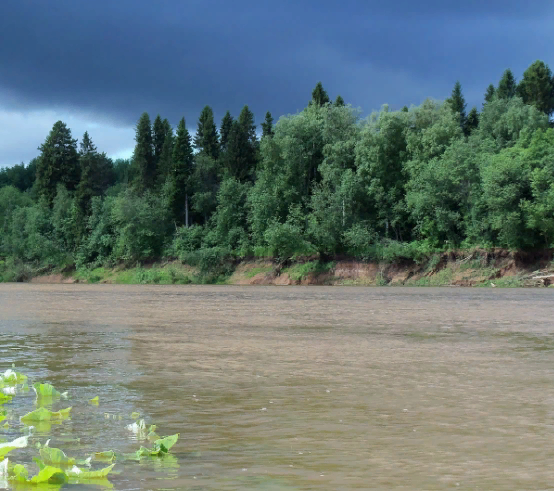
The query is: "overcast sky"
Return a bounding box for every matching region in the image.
[1,0,553,167]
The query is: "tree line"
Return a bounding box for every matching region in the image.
[1,60,554,276]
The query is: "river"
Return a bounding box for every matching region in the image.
[1,284,554,490]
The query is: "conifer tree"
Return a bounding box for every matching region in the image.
[465,107,479,135]
[171,117,194,226]
[311,82,330,107]
[447,80,467,129]
[401,105,409,112]
[157,126,174,187]
[261,111,274,138]
[133,112,155,193]
[224,105,258,181]
[36,120,79,206]
[194,106,219,160]
[484,84,496,105]
[152,115,166,165]
[497,69,517,99]
[334,95,345,107]
[219,110,234,153]
[517,60,554,116]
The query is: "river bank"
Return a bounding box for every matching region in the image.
[16,248,554,287]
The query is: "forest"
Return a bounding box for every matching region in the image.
[1,60,554,282]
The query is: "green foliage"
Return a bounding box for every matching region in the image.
[194,105,219,159]
[497,68,517,99]
[310,81,330,107]
[36,121,80,205]
[133,112,155,193]
[261,111,274,138]
[517,60,554,116]
[3,62,554,281]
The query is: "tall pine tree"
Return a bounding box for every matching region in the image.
[133,112,155,193]
[194,106,219,160]
[171,117,194,226]
[311,82,330,107]
[334,95,345,107]
[497,69,517,99]
[484,84,496,105]
[36,120,79,206]
[465,107,479,135]
[219,110,234,153]
[517,60,554,116]
[152,115,166,165]
[224,105,258,181]
[447,80,467,130]
[157,125,175,187]
[261,111,274,138]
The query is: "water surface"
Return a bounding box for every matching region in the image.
[1,284,554,490]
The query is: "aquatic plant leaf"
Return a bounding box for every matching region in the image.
[0,393,12,405]
[0,436,28,460]
[0,368,27,385]
[154,434,179,454]
[89,396,99,405]
[67,463,115,479]
[130,412,140,419]
[126,419,146,434]
[147,431,160,441]
[33,383,63,398]
[21,406,72,422]
[40,446,75,465]
[11,463,29,482]
[0,409,6,422]
[92,451,116,463]
[30,465,68,484]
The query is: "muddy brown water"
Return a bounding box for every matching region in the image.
[1,284,554,490]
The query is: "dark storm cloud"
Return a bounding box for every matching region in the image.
[0,0,553,127]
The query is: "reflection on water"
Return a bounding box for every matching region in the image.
[1,284,554,490]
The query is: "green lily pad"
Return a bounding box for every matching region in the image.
[21,406,72,422]
[0,435,28,460]
[40,445,92,466]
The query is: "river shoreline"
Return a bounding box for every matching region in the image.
[17,248,554,287]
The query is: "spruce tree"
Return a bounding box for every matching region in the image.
[465,107,479,135]
[517,60,554,116]
[194,106,219,160]
[171,117,194,226]
[497,69,517,99]
[224,105,258,181]
[261,111,274,138]
[36,120,79,206]
[152,115,166,165]
[311,82,330,107]
[447,80,467,129]
[334,95,345,107]
[484,84,496,105]
[219,110,234,153]
[157,126,174,187]
[401,105,409,112]
[133,112,155,193]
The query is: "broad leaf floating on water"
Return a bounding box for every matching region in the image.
[135,434,180,458]
[30,465,68,485]
[0,368,28,385]
[20,406,72,422]
[40,444,92,467]
[67,463,115,479]
[89,396,99,405]
[0,435,28,460]
[127,418,147,434]
[33,383,68,399]
[130,412,140,420]
[92,450,117,463]
[0,393,12,405]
